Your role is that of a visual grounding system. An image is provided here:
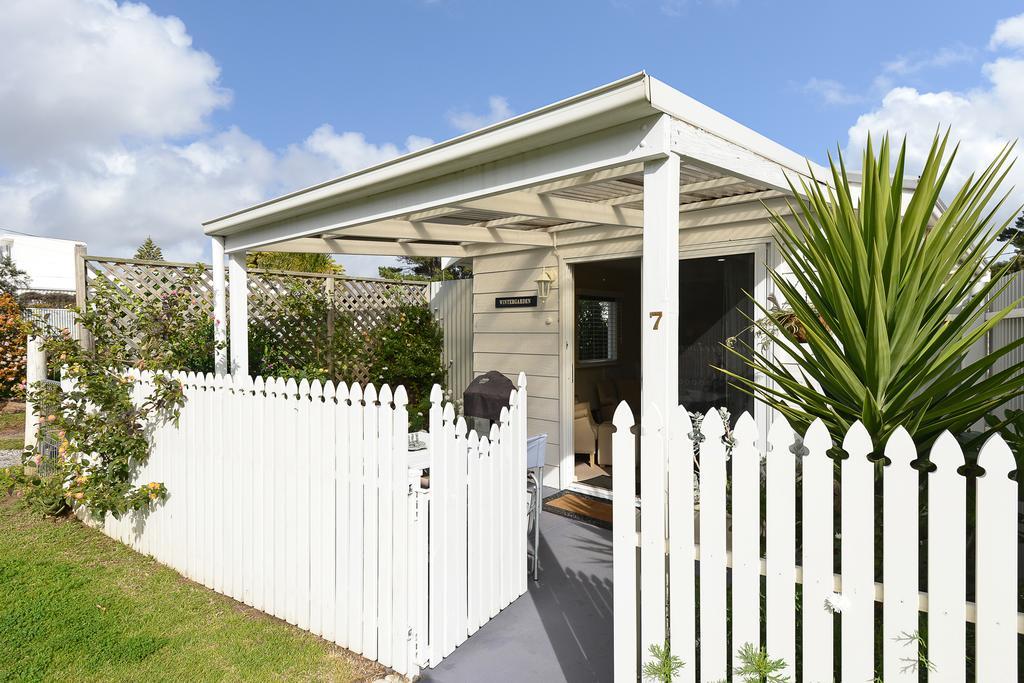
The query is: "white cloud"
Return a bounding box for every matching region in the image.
[990,13,1024,50]
[447,96,513,133]
[0,0,434,272]
[0,0,230,166]
[846,13,1024,224]
[801,78,865,106]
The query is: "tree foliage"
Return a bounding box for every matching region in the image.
[368,304,444,430]
[0,254,28,300]
[379,255,471,281]
[724,133,1024,451]
[246,252,342,274]
[133,237,164,261]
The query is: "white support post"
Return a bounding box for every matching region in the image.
[639,149,680,660]
[212,237,228,375]
[228,250,249,377]
[24,335,45,449]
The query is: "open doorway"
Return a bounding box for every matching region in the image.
[570,258,642,493]
[568,251,758,497]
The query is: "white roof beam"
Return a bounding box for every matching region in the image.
[457,191,643,228]
[264,237,467,257]
[602,175,751,207]
[671,119,810,193]
[328,219,552,246]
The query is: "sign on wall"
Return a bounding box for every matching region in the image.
[494,295,538,308]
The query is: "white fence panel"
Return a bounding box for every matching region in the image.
[74,369,529,679]
[615,403,1023,682]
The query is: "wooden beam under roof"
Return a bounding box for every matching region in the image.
[266,237,468,257]
[458,191,644,228]
[327,219,552,246]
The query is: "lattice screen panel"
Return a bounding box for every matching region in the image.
[82,257,428,383]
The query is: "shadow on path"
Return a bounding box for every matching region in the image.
[421,509,614,683]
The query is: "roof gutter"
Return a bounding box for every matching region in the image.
[204,72,656,236]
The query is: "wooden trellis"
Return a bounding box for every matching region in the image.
[77,255,428,382]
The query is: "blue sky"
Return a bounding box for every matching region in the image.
[2,0,1024,274]
[143,0,1017,163]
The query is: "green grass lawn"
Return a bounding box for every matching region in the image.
[0,494,385,682]
[0,409,24,450]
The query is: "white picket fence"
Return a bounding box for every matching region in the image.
[612,402,1022,683]
[74,370,529,678]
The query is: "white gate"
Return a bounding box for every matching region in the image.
[612,402,1021,682]
[76,370,528,678]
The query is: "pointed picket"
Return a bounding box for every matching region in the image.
[467,428,484,634]
[252,375,267,614]
[697,408,728,680]
[307,379,324,636]
[390,385,410,675]
[612,401,639,683]
[840,421,875,683]
[486,422,501,623]
[667,405,694,683]
[765,416,796,679]
[927,431,966,683]
[320,380,337,644]
[376,384,394,668]
[266,377,281,618]
[975,433,1017,682]
[284,377,300,626]
[238,374,253,607]
[497,405,512,611]
[800,419,834,683]
[427,385,444,667]
[360,382,379,658]
[729,411,760,668]
[335,380,352,649]
[882,427,919,683]
[347,382,365,652]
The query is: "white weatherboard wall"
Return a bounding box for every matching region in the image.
[611,402,1022,682]
[75,370,528,678]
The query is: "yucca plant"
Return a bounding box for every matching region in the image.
[723,132,1024,451]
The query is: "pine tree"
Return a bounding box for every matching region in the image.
[134,237,164,261]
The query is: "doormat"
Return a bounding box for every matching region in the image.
[543,490,613,530]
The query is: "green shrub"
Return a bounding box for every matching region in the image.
[369,304,444,430]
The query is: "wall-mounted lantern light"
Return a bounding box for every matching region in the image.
[535,267,554,302]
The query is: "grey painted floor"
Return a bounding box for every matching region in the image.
[421,506,614,683]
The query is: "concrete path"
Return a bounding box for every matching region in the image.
[421,508,614,683]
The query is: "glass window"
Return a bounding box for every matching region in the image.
[576,295,619,363]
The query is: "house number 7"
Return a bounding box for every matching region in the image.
[649,311,663,330]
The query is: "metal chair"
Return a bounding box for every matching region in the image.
[526,433,546,581]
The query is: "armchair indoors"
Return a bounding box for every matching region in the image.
[573,401,599,464]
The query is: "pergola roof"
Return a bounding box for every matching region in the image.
[203,72,828,258]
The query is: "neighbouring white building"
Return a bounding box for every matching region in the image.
[0,234,85,292]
